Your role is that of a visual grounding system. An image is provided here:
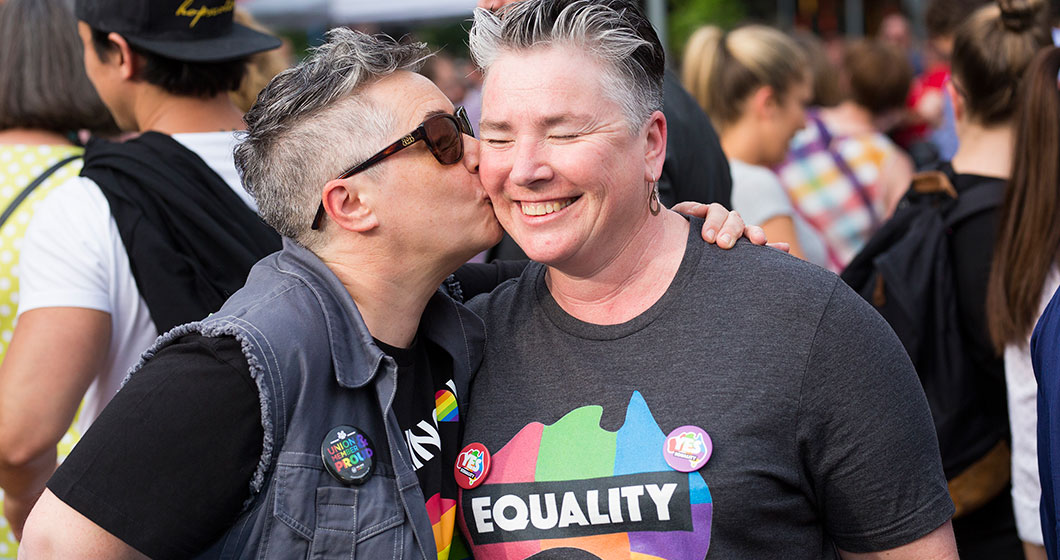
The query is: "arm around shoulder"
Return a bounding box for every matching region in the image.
[19,489,148,560]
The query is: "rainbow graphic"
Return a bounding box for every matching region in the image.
[436,389,459,422]
[459,392,712,560]
[427,492,472,560]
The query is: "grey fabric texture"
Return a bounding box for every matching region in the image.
[461,217,953,558]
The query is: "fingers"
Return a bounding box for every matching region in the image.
[699,203,734,245]
[766,242,791,254]
[712,206,745,249]
[671,201,708,217]
[744,225,767,246]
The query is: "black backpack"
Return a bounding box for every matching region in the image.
[841,165,1004,480]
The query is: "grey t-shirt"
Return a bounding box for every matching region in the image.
[459,218,953,559]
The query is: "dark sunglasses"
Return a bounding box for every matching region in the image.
[310,106,474,230]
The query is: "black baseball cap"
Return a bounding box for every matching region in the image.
[75,0,282,63]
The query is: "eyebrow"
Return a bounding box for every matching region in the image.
[479,113,587,133]
[422,108,450,120]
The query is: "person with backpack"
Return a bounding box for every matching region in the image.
[843,1,1053,557]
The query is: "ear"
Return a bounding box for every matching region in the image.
[643,110,667,182]
[946,81,964,123]
[321,177,379,233]
[750,85,778,120]
[107,32,139,81]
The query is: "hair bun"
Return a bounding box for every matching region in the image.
[997,0,1042,32]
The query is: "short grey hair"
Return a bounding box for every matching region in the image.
[469,0,665,132]
[235,28,431,249]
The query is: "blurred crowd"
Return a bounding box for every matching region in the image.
[1,0,1060,558]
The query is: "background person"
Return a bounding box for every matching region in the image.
[682,24,815,260]
[0,0,117,553]
[459,1,957,558]
[775,39,915,273]
[847,0,1052,557]
[0,0,282,541]
[988,46,1060,560]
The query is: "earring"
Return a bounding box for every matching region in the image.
[648,174,661,216]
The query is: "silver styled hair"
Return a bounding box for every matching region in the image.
[469,0,665,133]
[235,28,431,249]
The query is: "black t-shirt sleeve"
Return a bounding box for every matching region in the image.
[798,280,954,553]
[47,334,263,560]
[450,260,530,300]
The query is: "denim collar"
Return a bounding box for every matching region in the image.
[272,238,484,389]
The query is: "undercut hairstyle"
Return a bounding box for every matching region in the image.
[843,39,913,116]
[234,28,431,250]
[89,28,248,98]
[681,24,807,131]
[469,0,665,134]
[951,0,1051,126]
[0,0,116,134]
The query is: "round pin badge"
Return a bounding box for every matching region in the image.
[455,443,491,490]
[663,425,713,472]
[321,425,375,485]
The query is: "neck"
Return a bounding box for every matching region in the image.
[0,129,73,146]
[316,239,461,348]
[821,102,876,135]
[951,120,1013,179]
[547,210,689,325]
[720,120,761,165]
[133,89,246,135]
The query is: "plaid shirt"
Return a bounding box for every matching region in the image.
[775,113,898,273]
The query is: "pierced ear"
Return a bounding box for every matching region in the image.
[322,178,378,233]
[643,110,667,181]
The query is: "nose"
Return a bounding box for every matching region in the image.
[462,135,480,174]
[508,139,553,188]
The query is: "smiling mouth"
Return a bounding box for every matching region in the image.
[520,197,577,217]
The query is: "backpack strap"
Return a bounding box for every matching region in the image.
[814,116,880,227]
[945,180,1005,227]
[908,167,1003,227]
[0,154,80,228]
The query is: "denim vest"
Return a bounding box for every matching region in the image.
[129,239,484,559]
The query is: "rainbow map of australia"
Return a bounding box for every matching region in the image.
[459,391,712,559]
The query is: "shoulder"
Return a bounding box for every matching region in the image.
[729,161,791,221]
[730,160,783,188]
[466,263,541,321]
[702,238,836,293]
[24,176,117,259]
[690,240,897,345]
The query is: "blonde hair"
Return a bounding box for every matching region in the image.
[229,8,292,113]
[681,25,807,130]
